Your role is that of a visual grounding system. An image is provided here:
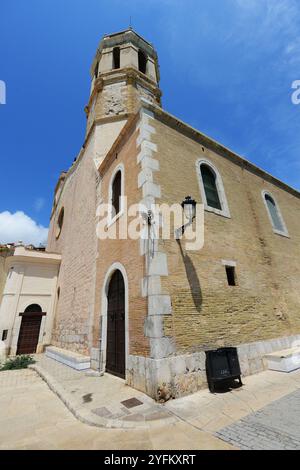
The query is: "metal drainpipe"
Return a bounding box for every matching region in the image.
[98,338,103,374]
[98,316,104,375]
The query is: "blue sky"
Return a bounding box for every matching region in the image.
[0,0,299,244]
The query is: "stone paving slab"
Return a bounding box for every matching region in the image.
[3,354,300,449]
[30,355,177,429]
[0,367,234,450]
[32,354,300,438]
[0,368,38,388]
[165,367,300,435]
[215,389,300,450]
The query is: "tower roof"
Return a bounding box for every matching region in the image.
[98,28,157,59]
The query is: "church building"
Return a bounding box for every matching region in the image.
[1,29,300,399]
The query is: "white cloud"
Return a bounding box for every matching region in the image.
[0,211,48,246]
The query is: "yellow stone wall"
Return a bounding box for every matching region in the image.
[47,135,98,355]
[151,117,300,354]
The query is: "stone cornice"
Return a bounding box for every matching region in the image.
[85,67,161,113]
[53,172,67,196]
[90,29,158,76]
[97,99,300,199]
[6,247,61,269]
[142,101,300,200]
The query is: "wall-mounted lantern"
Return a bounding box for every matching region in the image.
[176,196,197,238]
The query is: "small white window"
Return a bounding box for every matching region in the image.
[196,159,230,218]
[108,164,125,225]
[262,190,289,237]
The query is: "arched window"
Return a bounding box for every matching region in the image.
[24,304,42,313]
[108,164,124,224]
[197,159,230,218]
[263,191,288,236]
[201,165,222,210]
[113,47,120,69]
[111,170,122,218]
[138,50,147,74]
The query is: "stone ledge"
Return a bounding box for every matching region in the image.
[237,334,300,376]
[45,346,91,371]
[265,347,300,373]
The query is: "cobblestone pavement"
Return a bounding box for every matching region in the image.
[215,389,300,449]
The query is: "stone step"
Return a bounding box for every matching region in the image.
[45,346,91,371]
[264,347,300,373]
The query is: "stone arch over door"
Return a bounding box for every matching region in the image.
[100,263,129,379]
[17,304,46,355]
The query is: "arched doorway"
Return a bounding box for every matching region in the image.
[17,304,45,355]
[106,270,125,378]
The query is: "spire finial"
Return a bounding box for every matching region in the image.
[129,16,133,30]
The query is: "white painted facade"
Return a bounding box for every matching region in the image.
[0,247,61,355]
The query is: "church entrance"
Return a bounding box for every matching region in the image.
[17,304,45,355]
[106,270,125,378]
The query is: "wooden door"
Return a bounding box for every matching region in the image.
[106,270,125,378]
[17,314,42,355]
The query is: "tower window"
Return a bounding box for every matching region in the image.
[111,170,122,217]
[94,62,99,78]
[2,330,8,341]
[138,49,147,74]
[113,47,120,69]
[225,266,236,286]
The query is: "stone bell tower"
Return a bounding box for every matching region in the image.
[85,29,162,136]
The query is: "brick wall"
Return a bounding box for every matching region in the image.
[151,118,300,354]
[93,126,149,357]
[47,136,98,355]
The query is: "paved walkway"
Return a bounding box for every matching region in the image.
[215,389,300,450]
[31,355,176,429]
[0,367,232,450]
[164,366,300,434]
[1,354,300,449]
